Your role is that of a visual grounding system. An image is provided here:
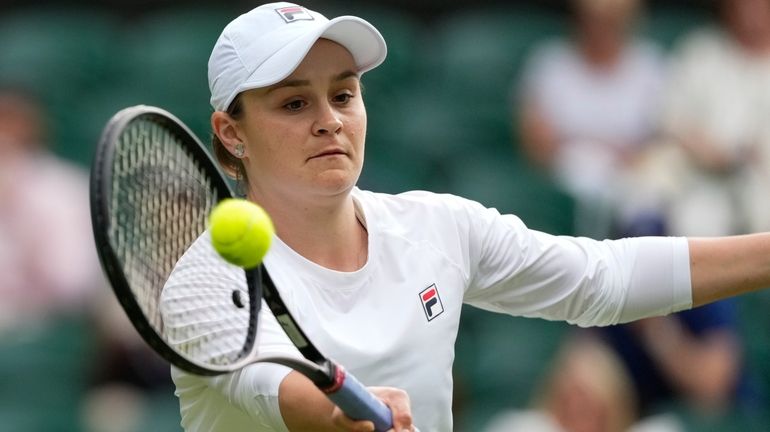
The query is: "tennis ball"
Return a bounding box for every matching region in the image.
[209,198,274,269]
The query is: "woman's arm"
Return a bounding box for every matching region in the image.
[518,102,560,170]
[689,234,770,307]
[634,316,741,409]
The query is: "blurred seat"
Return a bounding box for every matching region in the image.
[358,148,433,195]
[0,315,94,432]
[444,150,576,236]
[672,401,770,432]
[365,80,523,197]
[118,7,236,122]
[64,85,157,169]
[73,5,236,167]
[640,5,714,51]
[366,87,576,230]
[367,87,475,156]
[737,290,770,417]
[453,305,569,431]
[0,8,118,96]
[420,7,565,155]
[425,7,565,87]
[68,81,215,173]
[136,390,184,431]
[0,8,120,166]
[321,3,423,97]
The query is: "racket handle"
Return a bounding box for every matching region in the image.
[323,367,393,431]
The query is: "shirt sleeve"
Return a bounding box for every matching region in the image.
[191,309,297,431]
[660,30,721,137]
[514,41,561,110]
[461,200,692,327]
[162,234,299,430]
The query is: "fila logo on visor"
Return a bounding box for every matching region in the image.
[419,284,444,321]
[275,6,314,23]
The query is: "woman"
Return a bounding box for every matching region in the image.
[167,3,770,431]
[657,0,770,236]
[517,0,666,238]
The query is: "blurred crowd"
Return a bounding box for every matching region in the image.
[490,0,770,431]
[1,0,769,431]
[0,85,174,431]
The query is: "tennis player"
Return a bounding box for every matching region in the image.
[166,2,770,431]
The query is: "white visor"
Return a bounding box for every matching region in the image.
[208,2,387,111]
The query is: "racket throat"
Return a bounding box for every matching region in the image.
[319,363,346,394]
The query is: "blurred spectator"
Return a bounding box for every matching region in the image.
[515,0,667,238]
[644,0,770,236]
[0,84,175,431]
[484,334,684,432]
[597,301,757,419]
[564,0,770,424]
[483,300,753,431]
[0,85,101,332]
[83,291,177,432]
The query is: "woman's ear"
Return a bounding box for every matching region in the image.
[211,111,244,157]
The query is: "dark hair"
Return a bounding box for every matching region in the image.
[212,94,247,184]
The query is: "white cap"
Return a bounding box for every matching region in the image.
[208,2,388,111]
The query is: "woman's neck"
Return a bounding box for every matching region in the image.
[579,37,624,71]
[249,189,368,272]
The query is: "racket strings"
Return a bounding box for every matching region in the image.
[109,118,215,332]
[160,256,253,365]
[107,115,252,367]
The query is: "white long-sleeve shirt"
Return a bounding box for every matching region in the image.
[164,188,691,431]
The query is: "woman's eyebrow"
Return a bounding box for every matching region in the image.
[265,79,310,94]
[334,70,359,81]
[266,70,359,94]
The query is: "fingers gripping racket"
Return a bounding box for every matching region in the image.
[90,105,392,430]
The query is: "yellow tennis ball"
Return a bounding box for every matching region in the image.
[209,198,274,269]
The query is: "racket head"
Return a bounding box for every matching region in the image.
[89,106,393,428]
[90,105,258,375]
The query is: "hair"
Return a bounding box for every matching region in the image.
[0,83,46,151]
[212,94,247,185]
[571,0,642,19]
[535,335,638,432]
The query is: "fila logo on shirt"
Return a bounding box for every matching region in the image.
[419,284,444,321]
[275,6,314,23]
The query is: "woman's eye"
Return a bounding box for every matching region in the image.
[333,93,353,104]
[284,100,305,111]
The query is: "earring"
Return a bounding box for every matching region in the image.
[234,143,245,158]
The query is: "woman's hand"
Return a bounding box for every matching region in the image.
[330,386,415,432]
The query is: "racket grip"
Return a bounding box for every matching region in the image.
[323,367,393,431]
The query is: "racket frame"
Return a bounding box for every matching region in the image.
[90,105,249,376]
[90,105,393,429]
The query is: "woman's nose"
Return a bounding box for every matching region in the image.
[313,103,342,136]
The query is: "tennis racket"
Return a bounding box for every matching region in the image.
[89,105,393,430]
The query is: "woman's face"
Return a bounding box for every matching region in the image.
[573,0,638,57]
[724,0,770,46]
[235,39,366,204]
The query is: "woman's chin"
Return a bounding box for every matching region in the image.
[314,169,360,193]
